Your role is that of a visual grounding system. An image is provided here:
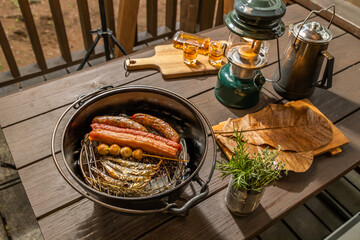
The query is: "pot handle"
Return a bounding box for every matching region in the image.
[166,175,209,216]
[315,50,334,89]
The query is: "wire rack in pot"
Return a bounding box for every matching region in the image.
[79,136,189,197]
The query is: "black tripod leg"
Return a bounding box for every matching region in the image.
[103,34,111,61]
[110,34,128,55]
[77,34,101,70]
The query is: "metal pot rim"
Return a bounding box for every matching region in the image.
[60,85,209,202]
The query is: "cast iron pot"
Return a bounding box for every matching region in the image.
[51,85,216,216]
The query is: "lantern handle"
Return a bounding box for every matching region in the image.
[264,38,281,83]
[293,4,335,48]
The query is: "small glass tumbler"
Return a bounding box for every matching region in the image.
[208,41,225,66]
[183,40,199,65]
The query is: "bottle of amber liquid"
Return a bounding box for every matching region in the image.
[173,31,211,55]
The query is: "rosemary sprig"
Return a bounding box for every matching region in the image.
[216,130,287,192]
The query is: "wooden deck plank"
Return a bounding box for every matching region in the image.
[325,177,360,215]
[0,183,43,239]
[3,106,70,168]
[344,170,360,190]
[281,3,316,26]
[38,198,172,240]
[43,69,68,81]
[259,220,299,240]
[283,205,331,239]
[18,154,82,218]
[305,196,345,231]
[326,34,360,74]
[308,64,360,123]
[19,76,45,89]
[0,83,19,98]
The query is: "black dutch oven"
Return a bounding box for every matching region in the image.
[51,86,216,216]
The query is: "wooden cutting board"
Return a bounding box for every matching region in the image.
[125,44,222,79]
[212,99,350,172]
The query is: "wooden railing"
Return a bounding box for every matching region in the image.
[0,0,226,88]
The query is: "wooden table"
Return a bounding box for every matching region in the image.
[0,4,359,240]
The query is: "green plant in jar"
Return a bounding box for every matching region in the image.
[217,130,288,216]
[216,130,287,192]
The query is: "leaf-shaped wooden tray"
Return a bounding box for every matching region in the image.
[212,99,350,172]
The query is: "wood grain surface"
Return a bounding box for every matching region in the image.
[0,4,359,240]
[126,44,221,79]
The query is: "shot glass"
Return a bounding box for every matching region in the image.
[183,40,199,65]
[208,41,225,66]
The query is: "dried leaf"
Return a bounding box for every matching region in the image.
[216,135,313,172]
[221,104,333,152]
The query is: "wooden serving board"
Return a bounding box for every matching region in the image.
[125,44,222,79]
[212,99,350,171]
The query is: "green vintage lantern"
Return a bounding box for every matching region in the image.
[215,0,286,109]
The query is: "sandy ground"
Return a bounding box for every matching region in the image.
[0,0,170,73]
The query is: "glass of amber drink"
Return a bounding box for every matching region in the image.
[208,41,225,66]
[183,40,199,65]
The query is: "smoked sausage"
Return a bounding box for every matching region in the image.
[92,116,147,132]
[132,113,180,143]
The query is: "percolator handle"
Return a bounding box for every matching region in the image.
[293,4,336,48]
[315,50,334,89]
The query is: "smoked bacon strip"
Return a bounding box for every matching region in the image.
[91,123,182,151]
[89,129,179,158]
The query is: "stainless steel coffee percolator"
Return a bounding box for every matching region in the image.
[273,5,335,100]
